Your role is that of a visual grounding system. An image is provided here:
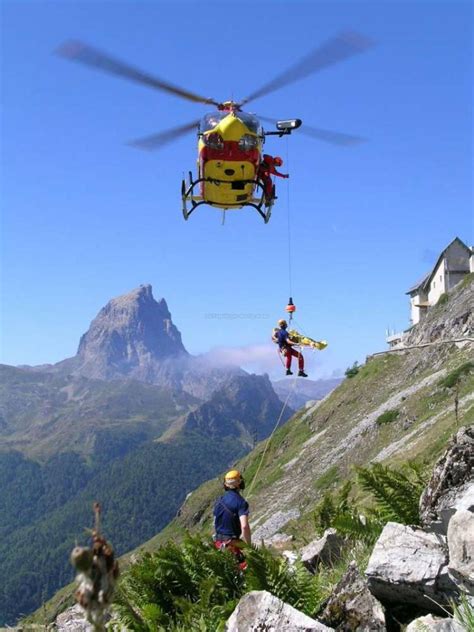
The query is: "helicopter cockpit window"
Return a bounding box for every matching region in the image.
[238,113,261,135]
[200,112,228,133]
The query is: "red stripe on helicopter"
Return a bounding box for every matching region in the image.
[201,142,260,164]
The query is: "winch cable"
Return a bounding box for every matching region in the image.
[285,136,294,301]
[246,138,302,496]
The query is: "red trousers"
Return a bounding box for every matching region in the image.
[259,171,273,198]
[214,540,247,570]
[283,346,304,370]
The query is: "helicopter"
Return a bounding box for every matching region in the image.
[57,31,373,223]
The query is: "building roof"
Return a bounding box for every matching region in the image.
[406,237,471,295]
[406,272,430,295]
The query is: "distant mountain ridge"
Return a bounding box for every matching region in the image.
[272,377,343,409]
[0,364,198,460]
[182,373,286,443]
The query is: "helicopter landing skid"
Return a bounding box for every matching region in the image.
[181,174,273,223]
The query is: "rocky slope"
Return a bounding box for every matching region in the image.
[222,428,473,631]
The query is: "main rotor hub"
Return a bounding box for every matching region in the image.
[218,101,241,112]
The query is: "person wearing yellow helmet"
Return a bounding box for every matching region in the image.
[213,469,251,562]
[272,319,308,377]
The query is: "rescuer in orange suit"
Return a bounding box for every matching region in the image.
[258,154,288,203]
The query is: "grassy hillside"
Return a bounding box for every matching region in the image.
[146,349,472,548]
[0,366,198,460]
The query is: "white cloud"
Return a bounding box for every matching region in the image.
[202,343,330,380]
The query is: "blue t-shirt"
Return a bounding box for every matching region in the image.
[276,328,289,349]
[213,490,249,539]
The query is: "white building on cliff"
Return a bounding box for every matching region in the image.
[386,237,473,348]
[406,237,473,326]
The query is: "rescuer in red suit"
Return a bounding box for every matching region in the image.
[258,154,289,203]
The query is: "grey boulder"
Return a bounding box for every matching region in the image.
[55,604,91,631]
[300,529,344,572]
[224,590,333,631]
[447,508,474,594]
[320,561,386,631]
[405,614,465,631]
[419,426,474,535]
[366,522,457,613]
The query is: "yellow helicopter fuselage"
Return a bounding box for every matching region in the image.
[197,111,263,210]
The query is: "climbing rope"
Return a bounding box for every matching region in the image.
[276,344,305,367]
[276,346,286,368]
[247,374,299,496]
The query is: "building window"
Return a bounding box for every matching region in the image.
[440,274,442,281]
[433,281,436,288]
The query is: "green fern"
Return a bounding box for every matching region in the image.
[356,462,427,525]
[112,536,245,630]
[112,460,429,631]
[312,462,428,544]
[332,511,382,545]
[313,481,352,535]
[112,536,327,631]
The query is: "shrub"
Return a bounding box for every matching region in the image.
[375,409,399,426]
[460,272,474,289]
[345,362,360,378]
[436,292,449,306]
[314,466,339,491]
[439,361,474,389]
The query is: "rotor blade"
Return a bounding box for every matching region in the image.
[298,125,366,146]
[241,31,374,106]
[259,116,366,146]
[127,119,200,151]
[56,40,219,106]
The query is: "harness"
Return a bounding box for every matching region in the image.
[213,497,247,568]
[215,498,240,539]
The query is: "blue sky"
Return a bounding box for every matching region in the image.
[1,0,472,378]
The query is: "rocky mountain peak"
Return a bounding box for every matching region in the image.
[73,285,188,380]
